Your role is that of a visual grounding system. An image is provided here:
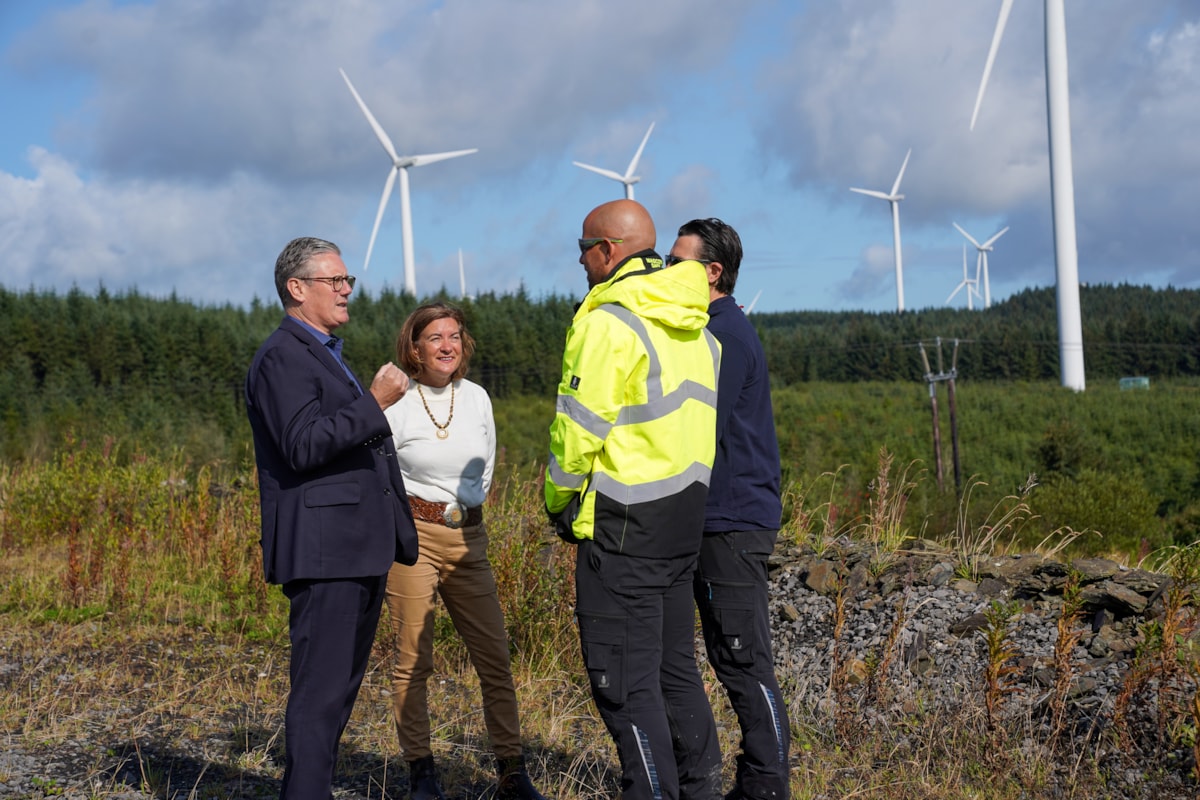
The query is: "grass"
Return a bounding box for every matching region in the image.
[2,441,1199,798]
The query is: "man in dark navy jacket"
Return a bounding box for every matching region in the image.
[246,236,418,799]
[668,220,791,800]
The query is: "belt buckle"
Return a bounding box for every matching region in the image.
[442,501,467,529]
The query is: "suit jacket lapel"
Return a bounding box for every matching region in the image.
[280,317,363,398]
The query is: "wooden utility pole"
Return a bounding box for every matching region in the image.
[918,338,962,493]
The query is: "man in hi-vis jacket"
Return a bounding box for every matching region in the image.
[546,200,723,800]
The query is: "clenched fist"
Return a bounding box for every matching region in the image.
[369,362,410,410]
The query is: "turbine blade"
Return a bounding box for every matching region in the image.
[574,162,626,182]
[981,226,1010,249]
[625,122,656,179]
[890,148,912,196]
[364,167,398,272]
[947,281,965,304]
[970,0,1015,131]
[339,68,401,163]
[849,187,891,201]
[745,289,763,315]
[411,148,478,168]
[953,222,983,249]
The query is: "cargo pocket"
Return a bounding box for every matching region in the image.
[578,613,627,706]
[713,605,757,667]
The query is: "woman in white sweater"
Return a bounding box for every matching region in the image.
[383,302,546,800]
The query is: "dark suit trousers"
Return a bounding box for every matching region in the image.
[280,575,387,800]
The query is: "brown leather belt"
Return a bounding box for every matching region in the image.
[407,495,483,529]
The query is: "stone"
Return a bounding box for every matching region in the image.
[1080,580,1148,616]
[1071,557,1121,584]
[977,577,1009,598]
[950,612,989,637]
[924,561,955,587]
[1111,568,1167,595]
[804,560,841,595]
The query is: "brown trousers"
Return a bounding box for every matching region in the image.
[384,518,522,760]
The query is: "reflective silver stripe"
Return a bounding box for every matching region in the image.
[596,304,718,426]
[616,379,716,426]
[547,454,587,490]
[759,681,787,764]
[556,393,612,441]
[590,461,712,503]
[632,724,663,800]
[597,304,663,400]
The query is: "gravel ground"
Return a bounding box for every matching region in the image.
[1,551,1197,799]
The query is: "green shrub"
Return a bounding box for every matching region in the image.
[1027,469,1165,558]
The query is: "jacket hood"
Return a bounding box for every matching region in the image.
[575,250,710,332]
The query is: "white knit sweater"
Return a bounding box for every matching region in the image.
[384,378,496,507]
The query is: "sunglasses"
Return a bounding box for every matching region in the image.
[578,237,623,254]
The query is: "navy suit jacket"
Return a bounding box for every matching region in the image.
[245,316,418,585]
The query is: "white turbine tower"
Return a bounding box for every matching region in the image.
[850,148,912,312]
[457,249,474,301]
[946,244,981,310]
[970,0,1084,390]
[953,223,1008,308]
[340,68,477,297]
[573,123,655,200]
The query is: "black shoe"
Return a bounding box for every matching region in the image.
[495,755,549,800]
[408,755,447,800]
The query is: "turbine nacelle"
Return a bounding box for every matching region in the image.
[573,122,655,200]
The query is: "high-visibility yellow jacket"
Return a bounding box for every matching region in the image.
[545,251,721,559]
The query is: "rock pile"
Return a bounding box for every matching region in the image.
[764,537,1197,798]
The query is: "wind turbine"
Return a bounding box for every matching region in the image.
[850,148,912,312]
[953,223,1008,308]
[573,122,655,200]
[946,244,981,310]
[970,0,1084,390]
[340,68,477,297]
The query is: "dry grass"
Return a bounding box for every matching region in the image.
[2,445,1199,798]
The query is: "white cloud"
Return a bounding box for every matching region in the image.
[756,0,1200,287]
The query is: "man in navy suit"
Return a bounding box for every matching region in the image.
[246,236,419,799]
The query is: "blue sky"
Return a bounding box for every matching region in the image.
[1,0,1197,313]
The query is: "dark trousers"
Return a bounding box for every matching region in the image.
[575,540,721,800]
[280,575,387,800]
[694,531,790,800]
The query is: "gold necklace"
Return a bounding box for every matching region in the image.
[416,383,454,439]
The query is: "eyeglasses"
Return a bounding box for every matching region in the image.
[665,254,712,267]
[578,237,623,254]
[300,275,357,291]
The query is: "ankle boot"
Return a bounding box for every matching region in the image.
[408,755,447,800]
[495,754,549,800]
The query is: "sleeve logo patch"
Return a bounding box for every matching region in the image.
[570,375,581,390]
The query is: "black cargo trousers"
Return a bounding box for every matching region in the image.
[575,539,722,800]
[694,530,791,800]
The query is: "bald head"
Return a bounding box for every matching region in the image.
[583,200,656,254]
[578,199,657,287]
